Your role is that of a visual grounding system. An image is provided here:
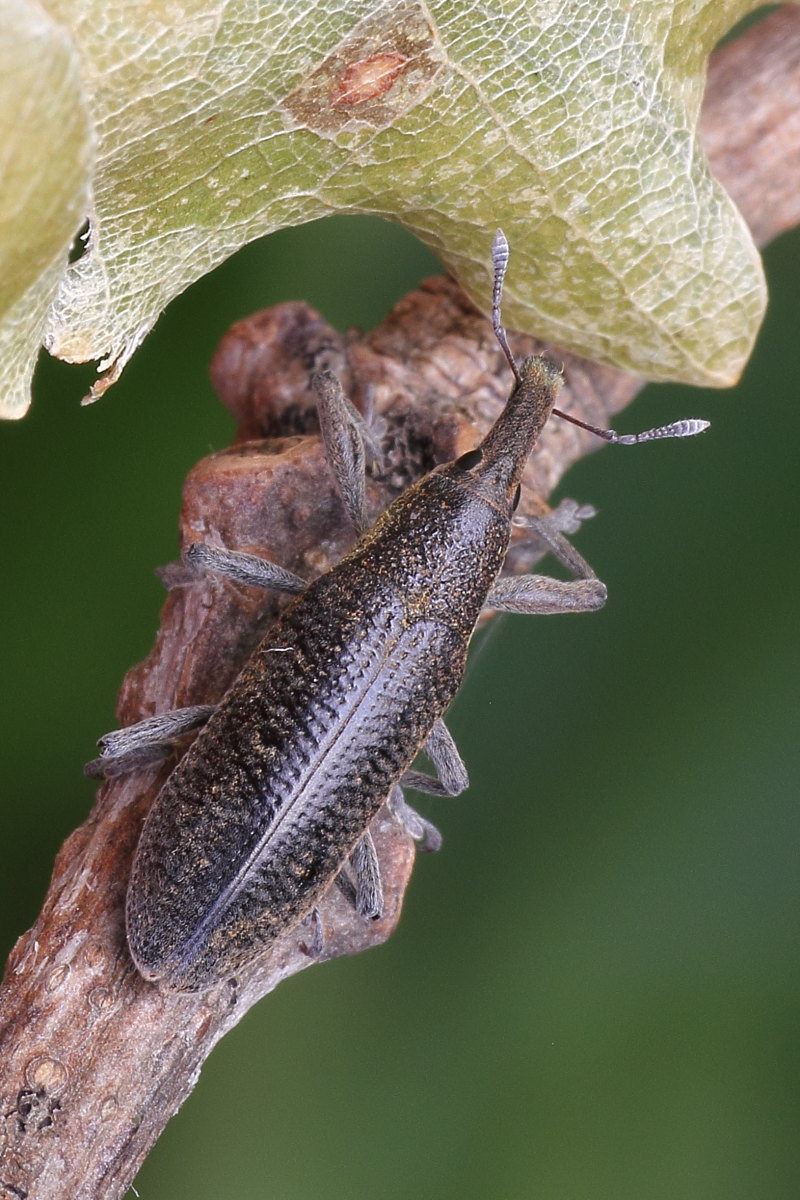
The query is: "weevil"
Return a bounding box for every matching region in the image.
[89,233,708,991]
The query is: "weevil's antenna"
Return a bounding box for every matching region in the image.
[491,228,710,445]
[551,409,710,444]
[491,230,522,387]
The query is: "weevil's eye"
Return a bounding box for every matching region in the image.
[454,447,483,471]
[511,484,522,512]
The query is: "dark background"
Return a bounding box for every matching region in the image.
[1,214,798,1200]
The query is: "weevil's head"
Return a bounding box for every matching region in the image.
[437,355,563,515]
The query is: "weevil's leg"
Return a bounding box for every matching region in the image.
[400,719,469,797]
[299,907,325,958]
[425,719,469,794]
[334,831,384,919]
[540,498,598,537]
[486,574,607,615]
[388,786,443,854]
[524,514,599,581]
[334,869,357,909]
[312,370,369,535]
[184,543,307,594]
[399,770,455,797]
[508,502,597,582]
[400,771,448,796]
[350,830,384,920]
[358,385,385,466]
[84,705,216,778]
[488,504,608,615]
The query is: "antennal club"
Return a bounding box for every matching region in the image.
[491,228,710,446]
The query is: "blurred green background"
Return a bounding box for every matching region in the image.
[1,215,798,1200]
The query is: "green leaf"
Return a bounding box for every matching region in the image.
[2,0,778,415]
[0,0,92,418]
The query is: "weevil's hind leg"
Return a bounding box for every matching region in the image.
[388,786,443,854]
[183,543,307,594]
[299,907,325,958]
[400,719,469,798]
[312,370,371,535]
[333,829,384,920]
[84,705,216,778]
[350,830,384,919]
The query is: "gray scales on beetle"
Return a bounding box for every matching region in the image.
[87,232,708,991]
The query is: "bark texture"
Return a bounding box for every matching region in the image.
[1,9,799,1198]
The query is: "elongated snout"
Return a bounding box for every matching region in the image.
[440,356,563,511]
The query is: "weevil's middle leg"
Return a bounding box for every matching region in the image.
[330,765,457,923]
[400,719,469,798]
[388,788,443,853]
[88,549,308,778]
[392,719,466,849]
[303,829,382,952]
[90,371,375,782]
[333,720,463,910]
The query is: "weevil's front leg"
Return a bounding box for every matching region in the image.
[84,705,215,778]
[400,719,469,797]
[184,543,307,594]
[541,498,598,538]
[487,511,608,615]
[486,574,607,615]
[312,370,371,535]
[523,511,600,581]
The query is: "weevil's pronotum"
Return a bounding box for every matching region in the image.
[89,233,708,991]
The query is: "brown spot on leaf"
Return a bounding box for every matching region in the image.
[282,0,443,137]
[333,53,408,106]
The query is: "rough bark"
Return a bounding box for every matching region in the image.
[1,9,799,1198]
